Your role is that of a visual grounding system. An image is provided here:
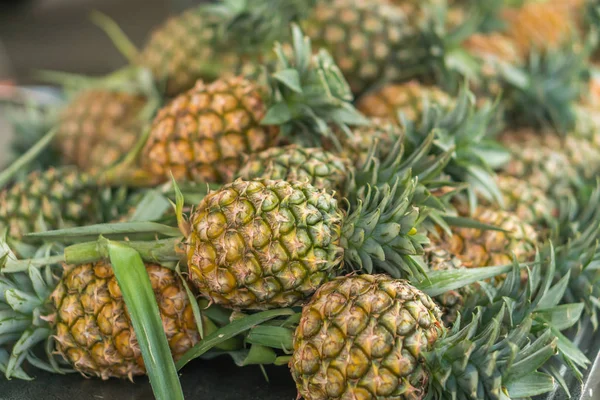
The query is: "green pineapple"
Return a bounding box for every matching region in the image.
[0,167,129,241]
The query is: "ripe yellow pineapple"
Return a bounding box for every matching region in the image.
[2,261,200,380]
[357,80,454,123]
[56,89,146,174]
[141,77,278,184]
[502,1,581,56]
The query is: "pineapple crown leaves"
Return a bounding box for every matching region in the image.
[201,0,314,51]
[500,39,592,134]
[548,181,600,329]
[261,25,368,147]
[403,85,509,208]
[426,247,587,399]
[340,176,430,281]
[1,101,61,174]
[0,249,69,379]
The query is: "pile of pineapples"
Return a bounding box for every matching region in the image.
[2,0,600,399]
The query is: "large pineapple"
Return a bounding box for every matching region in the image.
[186,178,427,310]
[55,89,147,174]
[288,272,569,399]
[1,261,199,380]
[123,26,362,186]
[0,167,123,240]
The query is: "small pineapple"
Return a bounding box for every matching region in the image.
[236,145,353,193]
[55,89,146,174]
[186,178,427,310]
[433,205,539,269]
[136,5,272,95]
[502,1,580,57]
[2,261,199,380]
[500,128,600,197]
[0,167,119,240]
[301,0,441,95]
[356,80,454,123]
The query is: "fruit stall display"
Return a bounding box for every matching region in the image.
[1,0,600,399]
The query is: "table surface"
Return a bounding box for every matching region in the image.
[0,357,298,400]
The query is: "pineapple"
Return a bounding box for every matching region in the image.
[424,203,539,325]
[236,145,353,194]
[301,0,443,95]
[55,89,147,174]
[1,261,199,380]
[356,81,455,123]
[500,128,600,197]
[288,272,569,399]
[122,25,362,186]
[432,205,538,269]
[0,167,124,240]
[502,0,580,57]
[140,77,278,185]
[136,4,274,95]
[186,178,427,310]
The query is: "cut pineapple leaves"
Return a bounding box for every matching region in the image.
[106,242,184,400]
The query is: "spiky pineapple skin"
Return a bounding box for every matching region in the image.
[438,206,538,269]
[136,9,264,95]
[187,179,344,310]
[502,1,578,57]
[236,145,352,193]
[494,174,558,227]
[56,90,145,174]
[290,274,443,400]
[356,81,454,123]
[333,118,404,167]
[302,0,414,95]
[501,129,600,196]
[142,77,278,185]
[0,168,101,239]
[423,244,469,326]
[50,261,199,380]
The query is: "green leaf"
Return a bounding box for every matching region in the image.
[128,191,172,222]
[261,103,292,125]
[176,308,295,370]
[535,304,585,331]
[418,264,513,297]
[232,344,278,366]
[26,222,182,241]
[246,325,294,350]
[552,329,590,370]
[107,242,184,400]
[273,69,302,93]
[505,372,555,398]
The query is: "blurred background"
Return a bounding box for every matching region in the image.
[0,0,204,164]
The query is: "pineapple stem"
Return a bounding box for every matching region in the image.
[0,128,57,190]
[64,237,183,266]
[90,10,139,63]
